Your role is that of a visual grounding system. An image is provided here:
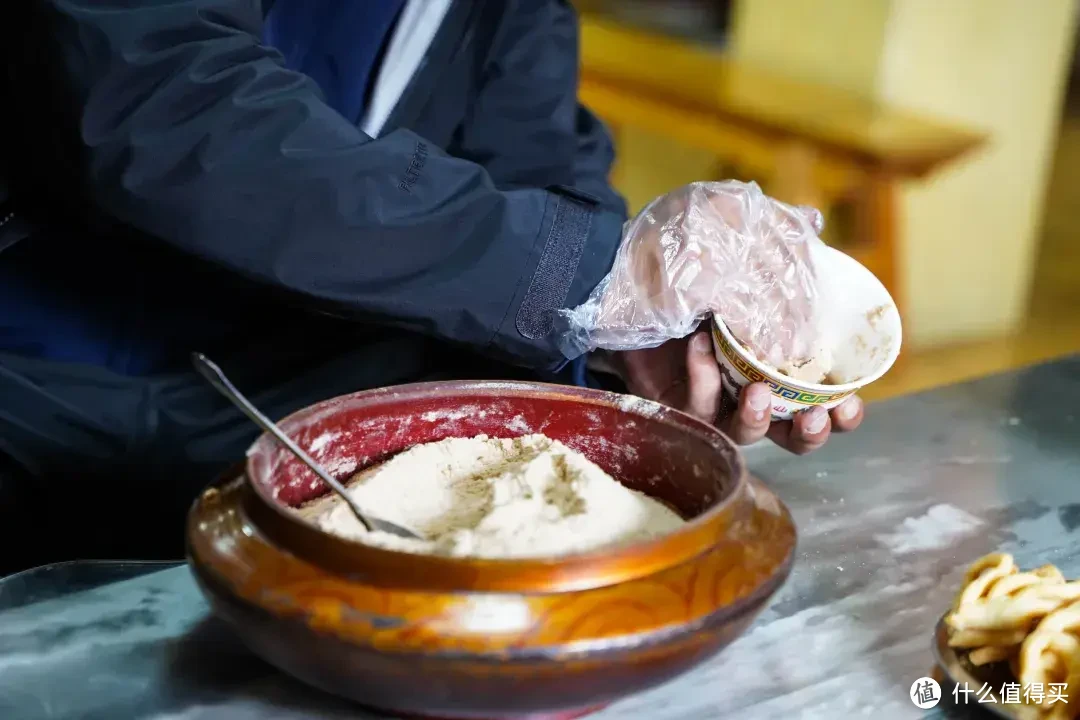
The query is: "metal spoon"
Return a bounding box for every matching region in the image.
[191,353,423,541]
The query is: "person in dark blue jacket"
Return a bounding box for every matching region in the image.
[0,0,863,573]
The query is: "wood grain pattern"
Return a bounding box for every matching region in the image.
[186,381,796,719]
[576,15,988,326]
[578,16,986,176]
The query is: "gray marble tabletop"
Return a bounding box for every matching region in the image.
[2,357,1078,720]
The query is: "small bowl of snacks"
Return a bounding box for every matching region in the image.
[186,380,796,719]
[712,244,902,421]
[936,553,1080,719]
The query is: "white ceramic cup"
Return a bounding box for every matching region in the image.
[711,244,903,421]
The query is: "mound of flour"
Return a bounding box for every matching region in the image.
[307,434,684,559]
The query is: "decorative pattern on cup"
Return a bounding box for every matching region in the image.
[711,321,854,422]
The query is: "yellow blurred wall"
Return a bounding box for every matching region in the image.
[875,0,1078,345]
[732,0,1079,346]
[608,0,1077,348]
[612,127,719,215]
[732,0,890,97]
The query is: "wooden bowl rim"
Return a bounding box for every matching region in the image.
[243,379,757,593]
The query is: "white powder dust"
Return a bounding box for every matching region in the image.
[305,434,685,559]
[873,504,984,554]
[616,394,666,418]
[307,431,339,455]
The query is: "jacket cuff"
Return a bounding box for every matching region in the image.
[491,186,624,370]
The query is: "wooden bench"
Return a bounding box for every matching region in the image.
[578,16,987,315]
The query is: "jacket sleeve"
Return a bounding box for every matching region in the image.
[13,0,626,369]
[452,1,628,219]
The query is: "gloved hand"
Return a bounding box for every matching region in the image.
[564,181,865,456]
[558,180,826,371]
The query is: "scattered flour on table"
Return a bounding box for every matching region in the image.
[873,504,984,554]
[310,434,685,559]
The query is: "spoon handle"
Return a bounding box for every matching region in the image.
[191,352,375,532]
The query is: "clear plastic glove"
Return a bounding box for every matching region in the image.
[558,181,826,371]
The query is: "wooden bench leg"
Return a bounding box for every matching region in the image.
[772,141,822,209]
[850,172,902,316]
[852,172,908,373]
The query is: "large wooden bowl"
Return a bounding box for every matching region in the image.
[187,380,796,719]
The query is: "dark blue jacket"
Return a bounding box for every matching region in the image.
[0,0,626,376]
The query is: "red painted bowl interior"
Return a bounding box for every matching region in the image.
[248,384,737,521]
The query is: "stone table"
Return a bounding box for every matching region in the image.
[2,357,1078,720]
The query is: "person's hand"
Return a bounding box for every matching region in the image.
[563,181,826,371]
[614,331,864,455]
